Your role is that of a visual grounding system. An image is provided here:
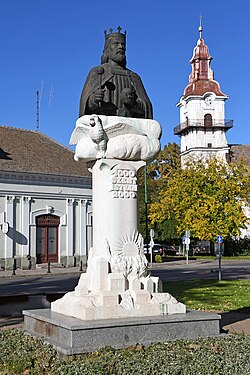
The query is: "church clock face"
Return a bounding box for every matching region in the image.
[204,96,213,106]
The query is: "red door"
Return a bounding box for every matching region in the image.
[36,214,59,263]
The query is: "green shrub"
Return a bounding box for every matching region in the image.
[225,237,250,256]
[154,254,162,263]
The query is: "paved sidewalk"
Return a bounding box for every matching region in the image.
[0,263,86,279]
[220,311,250,334]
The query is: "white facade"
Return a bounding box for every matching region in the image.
[176,92,231,164]
[0,171,92,270]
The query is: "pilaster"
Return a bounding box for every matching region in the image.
[66,198,74,256]
[5,195,15,259]
[21,196,31,257]
[79,199,87,256]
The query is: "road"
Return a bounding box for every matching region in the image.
[0,273,81,297]
[149,259,250,282]
[0,260,249,297]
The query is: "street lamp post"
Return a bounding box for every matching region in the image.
[144,166,149,253]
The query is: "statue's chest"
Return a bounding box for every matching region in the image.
[104,74,133,106]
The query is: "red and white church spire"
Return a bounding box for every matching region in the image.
[184,16,225,98]
[174,17,233,165]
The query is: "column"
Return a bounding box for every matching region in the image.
[5,195,15,259]
[66,198,74,256]
[21,196,31,257]
[92,159,145,257]
[79,199,87,256]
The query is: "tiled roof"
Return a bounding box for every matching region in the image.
[184,79,226,98]
[230,144,250,166]
[0,126,91,177]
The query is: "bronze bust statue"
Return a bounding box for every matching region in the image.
[79,27,153,119]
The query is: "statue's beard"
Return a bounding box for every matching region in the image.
[110,53,126,67]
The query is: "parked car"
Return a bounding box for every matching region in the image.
[144,244,166,255]
[162,245,179,256]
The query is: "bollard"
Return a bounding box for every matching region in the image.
[27,255,32,270]
[79,260,83,272]
[12,258,16,276]
[47,262,51,274]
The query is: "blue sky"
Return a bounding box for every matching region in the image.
[1,0,249,149]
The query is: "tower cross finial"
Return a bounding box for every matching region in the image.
[199,15,203,39]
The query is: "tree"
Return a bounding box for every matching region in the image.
[138,143,181,241]
[149,158,250,241]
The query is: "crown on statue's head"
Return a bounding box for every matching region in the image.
[104,26,126,43]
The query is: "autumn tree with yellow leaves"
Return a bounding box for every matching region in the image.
[149,157,250,241]
[139,143,181,241]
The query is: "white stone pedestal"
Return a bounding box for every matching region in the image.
[52,152,186,320]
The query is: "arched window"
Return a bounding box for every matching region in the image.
[36,214,60,263]
[204,114,213,127]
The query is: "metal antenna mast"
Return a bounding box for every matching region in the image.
[36,90,40,130]
[36,81,53,131]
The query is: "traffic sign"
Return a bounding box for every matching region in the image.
[216,236,223,243]
[182,236,186,244]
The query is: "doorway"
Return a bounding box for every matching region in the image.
[36,214,60,263]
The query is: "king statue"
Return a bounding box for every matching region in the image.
[79,27,153,119]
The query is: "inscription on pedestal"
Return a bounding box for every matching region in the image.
[111,169,137,199]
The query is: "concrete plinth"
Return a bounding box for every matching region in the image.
[23,308,221,355]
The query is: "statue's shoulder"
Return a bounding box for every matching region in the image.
[87,64,110,79]
[129,69,143,83]
[88,65,104,75]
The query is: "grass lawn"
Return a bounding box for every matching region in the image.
[163,279,250,313]
[0,330,249,374]
[167,255,250,261]
[192,255,250,260]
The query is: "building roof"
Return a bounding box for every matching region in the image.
[0,126,91,177]
[230,144,250,166]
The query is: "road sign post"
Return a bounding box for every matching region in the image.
[182,236,186,256]
[216,236,223,281]
[185,230,190,265]
[149,229,155,267]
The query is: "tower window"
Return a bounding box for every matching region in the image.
[208,143,212,148]
[204,114,213,127]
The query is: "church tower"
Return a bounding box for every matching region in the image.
[174,19,233,165]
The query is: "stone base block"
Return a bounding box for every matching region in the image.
[20,256,34,270]
[108,273,126,292]
[51,288,186,320]
[92,291,119,307]
[74,255,87,267]
[131,290,151,304]
[60,256,76,268]
[3,257,15,271]
[23,308,221,355]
